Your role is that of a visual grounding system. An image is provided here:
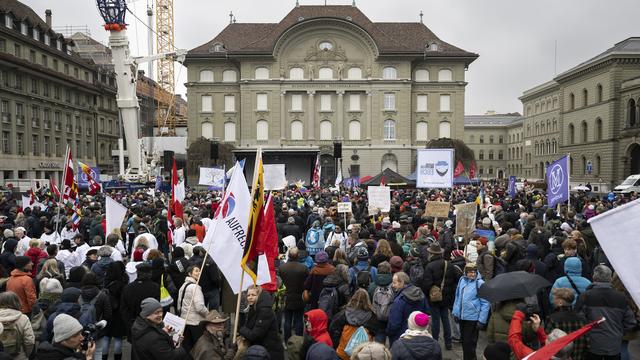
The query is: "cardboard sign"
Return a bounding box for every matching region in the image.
[455,202,477,238]
[426,201,451,218]
[337,202,352,213]
[367,186,391,215]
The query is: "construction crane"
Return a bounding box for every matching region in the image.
[155,0,177,136]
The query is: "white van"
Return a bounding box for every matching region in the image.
[614,174,640,193]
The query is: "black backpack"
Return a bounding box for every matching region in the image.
[318,287,340,319]
[409,259,425,286]
[355,266,372,289]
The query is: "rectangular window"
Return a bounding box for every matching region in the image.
[56,40,62,51]
[291,94,302,111]
[417,95,428,112]
[224,95,235,112]
[84,71,89,82]
[1,100,9,123]
[41,55,48,67]
[15,103,24,125]
[86,142,92,157]
[0,39,5,52]
[55,138,61,156]
[43,83,49,97]
[20,23,28,35]
[54,86,60,99]
[16,133,23,155]
[14,73,22,90]
[349,94,360,111]
[31,78,38,94]
[65,89,71,103]
[440,94,451,112]
[66,114,72,132]
[14,44,20,58]
[31,105,39,127]
[108,119,113,134]
[1,71,7,87]
[73,68,79,78]
[55,112,61,131]
[201,95,212,112]
[44,34,50,45]
[32,135,38,155]
[2,131,9,154]
[43,109,50,129]
[320,94,332,111]
[256,94,268,111]
[64,64,69,75]
[44,136,50,155]
[29,50,36,63]
[384,93,395,110]
[32,28,38,40]
[76,140,81,158]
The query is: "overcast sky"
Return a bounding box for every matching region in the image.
[23,0,640,115]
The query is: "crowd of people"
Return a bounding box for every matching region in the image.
[0,181,637,360]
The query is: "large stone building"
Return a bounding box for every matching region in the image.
[185,4,477,183]
[0,1,121,185]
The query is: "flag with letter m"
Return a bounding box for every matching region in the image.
[546,155,569,208]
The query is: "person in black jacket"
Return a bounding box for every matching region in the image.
[120,263,160,340]
[103,261,128,360]
[0,239,17,272]
[422,243,459,350]
[131,298,189,360]
[390,311,442,360]
[238,285,285,360]
[191,246,221,310]
[279,217,303,242]
[278,247,309,341]
[167,247,190,290]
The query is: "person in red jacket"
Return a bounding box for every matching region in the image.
[304,309,333,347]
[508,309,574,360]
[25,239,47,277]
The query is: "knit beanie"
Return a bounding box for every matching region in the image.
[15,256,31,270]
[40,278,64,294]
[53,314,83,343]
[483,341,511,360]
[140,297,162,317]
[315,251,329,264]
[60,287,82,303]
[408,311,429,330]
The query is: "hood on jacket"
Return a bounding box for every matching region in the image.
[564,256,582,276]
[305,309,329,340]
[54,302,82,317]
[68,266,87,283]
[400,285,425,304]
[310,263,335,276]
[345,307,372,326]
[131,316,158,341]
[36,342,77,360]
[80,286,100,303]
[10,269,31,277]
[375,273,393,287]
[244,345,271,359]
[0,307,23,323]
[254,291,273,310]
[397,335,441,358]
[306,342,338,360]
[2,239,17,253]
[322,272,344,288]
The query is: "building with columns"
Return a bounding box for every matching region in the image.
[185,4,477,183]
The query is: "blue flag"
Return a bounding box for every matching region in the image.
[508,176,517,198]
[546,155,570,207]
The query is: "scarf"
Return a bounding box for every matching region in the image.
[400,328,432,339]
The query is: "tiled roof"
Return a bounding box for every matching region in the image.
[0,0,50,32]
[556,37,640,80]
[464,114,523,127]
[189,5,477,58]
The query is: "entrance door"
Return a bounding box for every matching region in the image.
[320,154,336,185]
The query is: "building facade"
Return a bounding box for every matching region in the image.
[0,2,122,185]
[185,5,477,183]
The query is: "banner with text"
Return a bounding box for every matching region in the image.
[367,186,391,215]
[455,202,477,238]
[416,149,454,188]
[426,201,451,218]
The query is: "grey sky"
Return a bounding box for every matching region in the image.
[23,0,640,115]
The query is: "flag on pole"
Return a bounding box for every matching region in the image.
[49,177,61,199]
[522,318,603,360]
[242,149,265,284]
[105,195,127,236]
[78,162,101,195]
[469,160,477,179]
[508,175,517,198]
[71,198,82,230]
[380,175,386,187]
[312,154,321,188]
[546,155,570,208]
[171,159,184,219]
[334,158,343,188]
[475,186,485,207]
[255,192,279,292]
[454,160,465,177]
[62,146,78,208]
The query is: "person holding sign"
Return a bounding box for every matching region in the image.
[130,298,189,360]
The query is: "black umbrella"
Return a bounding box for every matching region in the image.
[477,271,551,303]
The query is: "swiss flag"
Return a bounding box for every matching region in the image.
[255,193,279,292]
[454,160,465,177]
[469,161,477,179]
[171,159,184,219]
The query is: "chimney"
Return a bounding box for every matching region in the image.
[45,9,52,27]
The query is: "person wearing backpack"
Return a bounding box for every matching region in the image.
[0,291,35,360]
[79,272,112,360]
[387,271,429,345]
[318,264,351,322]
[422,243,457,350]
[367,261,393,343]
[279,247,309,341]
[303,251,335,309]
[42,287,84,344]
[328,289,379,360]
[475,237,497,281]
[348,247,377,293]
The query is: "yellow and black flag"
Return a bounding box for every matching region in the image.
[241,148,264,284]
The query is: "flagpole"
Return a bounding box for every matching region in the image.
[55,145,70,234]
[567,153,571,209]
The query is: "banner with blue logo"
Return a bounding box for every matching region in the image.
[77,166,100,189]
[546,155,569,208]
[508,176,517,198]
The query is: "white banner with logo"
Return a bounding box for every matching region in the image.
[199,167,226,188]
[416,149,455,188]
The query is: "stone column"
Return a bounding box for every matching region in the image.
[636,104,640,127]
[337,90,344,139]
[307,90,315,140]
[366,91,373,139]
[280,91,286,140]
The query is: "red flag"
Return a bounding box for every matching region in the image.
[380,175,386,186]
[167,204,174,248]
[62,146,78,208]
[523,318,603,360]
[469,160,477,179]
[454,160,464,177]
[49,177,61,199]
[311,155,321,188]
[257,193,278,292]
[171,159,184,219]
[242,150,265,284]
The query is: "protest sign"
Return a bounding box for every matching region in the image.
[455,202,477,239]
[426,201,451,218]
[337,202,352,213]
[367,186,390,215]
[198,167,225,189]
[416,149,454,188]
[263,164,287,190]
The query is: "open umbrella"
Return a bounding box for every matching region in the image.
[572,185,590,191]
[477,271,551,303]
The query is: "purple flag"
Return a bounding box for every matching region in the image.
[546,155,569,208]
[508,176,517,198]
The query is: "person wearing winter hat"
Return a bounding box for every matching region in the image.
[389,256,404,274]
[36,313,96,360]
[483,341,511,360]
[391,311,442,359]
[6,256,36,314]
[348,247,377,292]
[304,251,335,309]
[453,263,490,360]
[350,341,392,360]
[131,297,189,360]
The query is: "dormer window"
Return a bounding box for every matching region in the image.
[32,27,39,40]
[44,34,50,45]
[56,39,62,51]
[426,42,439,51]
[20,22,27,34]
[6,15,14,29]
[211,43,224,52]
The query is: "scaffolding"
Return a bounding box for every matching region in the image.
[155,0,176,135]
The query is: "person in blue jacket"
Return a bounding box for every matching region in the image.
[386,271,429,345]
[549,256,591,305]
[452,263,489,360]
[348,247,378,292]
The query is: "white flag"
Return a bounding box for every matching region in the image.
[201,162,266,294]
[335,158,343,188]
[199,167,226,188]
[106,195,128,236]
[588,198,640,307]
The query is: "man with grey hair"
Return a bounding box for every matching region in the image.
[575,265,636,359]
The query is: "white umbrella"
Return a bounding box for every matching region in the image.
[573,185,590,191]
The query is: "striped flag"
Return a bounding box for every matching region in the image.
[312,154,321,188]
[241,149,265,284]
[78,162,101,195]
[49,177,61,199]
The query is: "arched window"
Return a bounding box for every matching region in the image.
[439,121,450,138]
[581,121,588,142]
[416,121,428,140]
[415,69,429,82]
[582,156,587,175]
[568,124,575,144]
[201,122,213,140]
[498,150,504,160]
[597,84,603,102]
[596,118,603,140]
[382,67,397,80]
[488,166,494,175]
[347,67,362,80]
[489,135,494,144]
[199,70,214,82]
[546,119,551,133]
[499,135,504,144]
[553,118,557,131]
[290,120,303,140]
[569,93,575,110]
[349,120,361,140]
[320,120,332,140]
[383,119,396,140]
[479,135,484,144]
[438,69,452,81]
[254,67,269,80]
[289,67,304,80]
[583,89,588,107]
[629,99,637,127]
[552,139,557,153]
[489,150,494,160]
[534,141,539,155]
[381,153,398,172]
[256,120,269,141]
[596,155,601,175]
[318,67,333,80]
[222,69,237,82]
[469,134,475,143]
[224,122,236,142]
[546,139,550,154]
[479,150,484,160]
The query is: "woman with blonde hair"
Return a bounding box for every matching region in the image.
[372,239,393,267]
[238,284,284,360]
[329,288,380,359]
[333,248,350,266]
[177,265,209,353]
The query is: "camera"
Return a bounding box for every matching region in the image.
[81,320,107,351]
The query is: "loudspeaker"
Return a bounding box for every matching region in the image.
[211,142,219,160]
[163,150,174,170]
[333,142,342,159]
